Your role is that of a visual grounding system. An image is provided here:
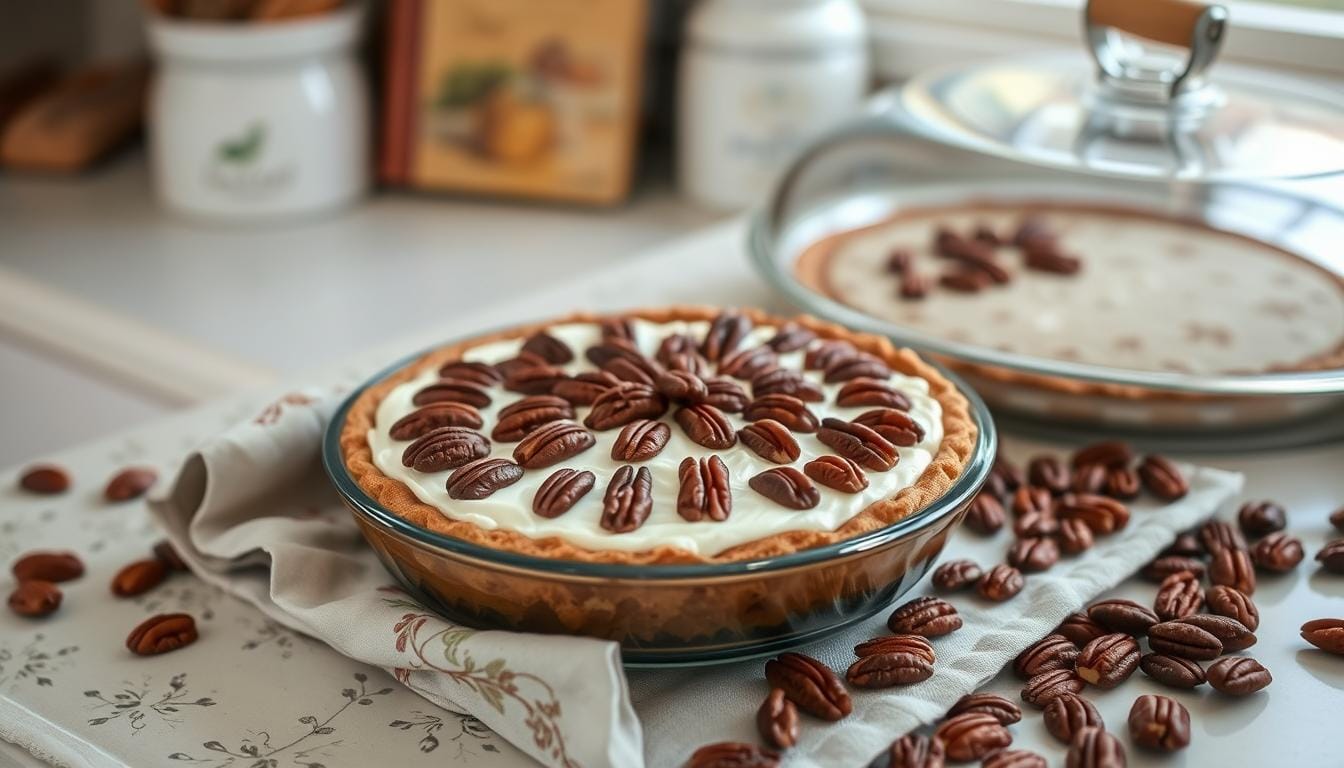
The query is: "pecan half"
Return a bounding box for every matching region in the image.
[493,352,548,380]
[756,689,798,750]
[1057,493,1129,534]
[1075,633,1140,689]
[8,581,61,617]
[491,396,573,442]
[655,333,698,367]
[835,378,911,410]
[847,651,934,688]
[585,340,644,370]
[817,417,898,471]
[675,404,737,449]
[11,551,84,583]
[1128,694,1190,752]
[985,750,1047,768]
[105,467,157,502]
[851,408,925,446]
[655,370,708,403]
[932,559,983,592]
[977,564,1024,602]
[765,323,816,353]
[1088,599,1158,635]
[948,693,1022,725]
[602,356,658,385]
[743,394,818,432]
[127,613,198,656]
[1206,656,1272,695]
[599,316,636,342]
[392,402,485,440]
[18,464,71,494]
[1012,485,1053,517]
[804,340,857,370]
[823,353,891,383]
[1153,571,1204,621]
[1103,467,1140,500]
[532,468,595,519]
[719,346,777,380]
[601,465,653,533]
[445,458,524,500]
[413,379,492,408]
[965,493,1006,535]
[701,311,753,363]
[1015,509,1059,538]
[702,377,749,412]
[764,652,852,721]
[685,742,778,768]
[111,559,167,597]
[401,427,491,472]
[438,361,502,386]
[748,467,819,510]
[677,456,731,522]
[1027,455,1070,494]
[552,371,621,406]
[854,634,935,664]
[520,331,573,364]
[1206,585,1259,630]
[887,596,961,637]
[584,382,668,430]
[504,363,568,395]
[1300,618,1344,655]
[1177,614,1256,652]
[1238,500,1287,537]
[1140,652,1206,689]
[940,268,990,292]
[738,420,801,464]
[1057,518,1094,555]
[512,420,596,468]
[936,712,1013,763]
[1042,694,1102,743]
[1014,634,1078,679]
[610,419,671,462]
[1056,612,1107,648]
[1138,455,1188,501]
[804,455,868,493]
[1070,441,1132,469]
[1070,464,1106,495]
[1147,621,1222,660]
[873,734,944,768]
[1252,532,1304,573]
[1199,519,1247,554]
[751,368,824,402]
[1141,556,1205,583]
[1009,537,1060,573]
[1209,547,1256,594]
[1021,669,1085,708]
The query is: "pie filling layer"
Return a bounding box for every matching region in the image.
[805,203,1344,376]
[367,319,944,557]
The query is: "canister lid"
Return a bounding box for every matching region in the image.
[898,0,1344,182]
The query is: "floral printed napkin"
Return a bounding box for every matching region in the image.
[147,390,641,768]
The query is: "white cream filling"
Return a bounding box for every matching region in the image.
[367,319,944,557]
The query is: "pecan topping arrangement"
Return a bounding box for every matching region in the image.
[701,311,753,363]
[510,421,595,468]
[445,458,523,500]
[532,468,595,519]
[601,465,653,533]
[655,369,708,402]
[763,652,852,721]
[751,368,824,402]
[552,371,620,405]
[677,456,731,522]
[521,331,573,364]
[439,361,503,386]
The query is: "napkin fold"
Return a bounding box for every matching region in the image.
[149,388,1243,768]
[148,390,643,768]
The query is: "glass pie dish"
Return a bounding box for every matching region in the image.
[321,345,996,667]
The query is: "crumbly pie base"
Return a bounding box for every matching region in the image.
[339,306,977,564]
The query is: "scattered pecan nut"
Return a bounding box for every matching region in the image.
[127,613,199,656]
[610,419,671,462]
[854,634,935,664]
[846,651,934,688]
[935,712,1013,762]
[18,464,71,495]
[1042,693,1102,744]
[887,596,962,637]
[439,361,503,386]
[1138,455,1188,501]
[12,551,84,583]
[756,688,798,750]
[8,580,62,617]
[105,467,157,502]
[817,417,898,472]
[1075,633,1140,689]
[764,652,851,721]
[111,559,168,597]
[932,559,983,592]
[675,404,737,449]
[976,564,1024,602]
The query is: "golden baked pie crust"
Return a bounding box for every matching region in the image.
[339,306,978,564]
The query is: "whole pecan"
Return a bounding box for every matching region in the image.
[702,377,749,413]
[1021,669,1085,708]
[584,382,668,430]
[1138,455,1188,501]
[738,420,801,464]
[817,418,898,471]
[846,651,934,688]
[976,564,1024,602]
[504,362,568,394]
[1066,727,1125,768]
[854,634,935,664]
[937,713,1013,762]
[1153,571,1204,621]
[401,427,491,472]
[1070,441,1132,469]
[655,370,708,403]
[887,596,961,637]
[836,378,911,410]
[657,335,707,375]
[1318,540,1344,573]
[947,693,1022,725]
[1011,486,1053,517]
[18,464,71,494]
[1163,532,1205,558]
[1087,599,1158,636]
[1198,519,1246,554]
[601,465,654,533]
[532,468,595,518]
[1139,653,1206,689]
[1075,633,1139,689]
[748,467,819,510]
[491,396,573,442]
[804,340,857,370]
[445,458,524,500]
[1027,456,1070,494]
[127,613,199,656]
[392,402,486,440]
[1300,618,1344,655]
[685,742,779,768]
[992,455,1025,493]
[1206,656,1272,695]
[598,357,655,387]
[1128,694,1189,752]
[1042,693,1102,743]
[743,394,819,432]
[1014,634,1078,679]
[764,652,852,721]
[1008,537,1059,573]
[585,340,643,369]
[1209,547,1256,594]
[12,551,84,583]
[719,346,777,380]
[756,689,798,750]
[751,368,824,402]
[552,371,621,406]
[765,322,816,353]
[1057,494,1129,535]
[677,456,732,522]
[1013,509,1058,538]
[1057,518,1094,554]
[1237,500,1286,537]
[1252,532,1304,573]
[413,379,492,408]
[675,404,737,449]
[1147,621,1222,660]
[1206,585,1259,631]
[599,316,636,342]
[851,408,925,447]
[521,331,573,364]
[985,750,1047,768]
[1140,556,1205,583]
[869,733,943,768]
[932,559,982,592]
[823,353,891,384]
[1056,612,1107,648]
[701,311,753,363]
[8,580,61,617]
[1070,464,1106,495]
[1103,467,1140,500]
[439,361,503,386]
[111,559,168,597]
[804,455,868,493]
[105,467,158,502]
[610,419,671,462]
[153,540,189,572]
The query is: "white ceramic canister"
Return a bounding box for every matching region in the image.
[147,7,368,221]
[678,0,869,211]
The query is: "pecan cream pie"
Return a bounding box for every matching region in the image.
[340,307,976,564]
[796,202,1344,377]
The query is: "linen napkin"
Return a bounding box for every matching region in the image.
[149,387,1243,768]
